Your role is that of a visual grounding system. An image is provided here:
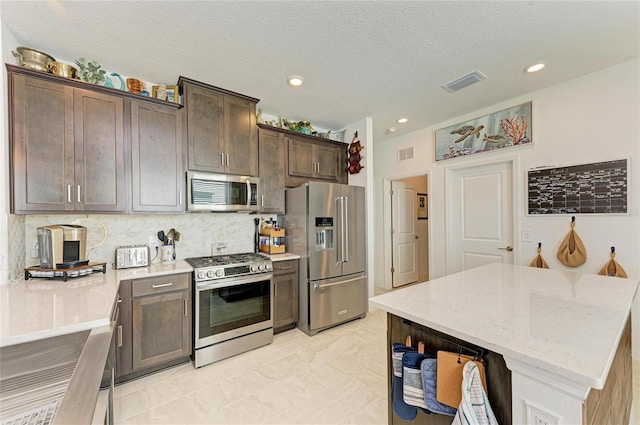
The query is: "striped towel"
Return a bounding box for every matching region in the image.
[452,361,498,425]
[391,343,418,421]
[402,352,431,410]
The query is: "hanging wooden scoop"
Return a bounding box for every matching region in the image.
[557,216,587,267]
[598,247,628,278]
[530,242,549,268]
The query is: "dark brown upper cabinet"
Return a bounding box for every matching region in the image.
[130,101,184,212]
[178,77,259,177]
[7,64,182,214]
[258,128,285,213]
[9,70,125,213]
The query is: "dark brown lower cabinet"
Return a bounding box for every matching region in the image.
[116,273,192,381]
[273,260,299,333]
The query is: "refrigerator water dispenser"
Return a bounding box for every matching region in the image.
[314,217,333,251]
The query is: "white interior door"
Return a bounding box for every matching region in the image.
[448,160,514,273]
[391,181,419,287]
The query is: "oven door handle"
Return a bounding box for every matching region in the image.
[197,273,273,291]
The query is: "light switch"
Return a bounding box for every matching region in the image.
[521,229,533,242]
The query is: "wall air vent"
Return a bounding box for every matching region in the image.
[398,147,414,162]
[442,70,487,93]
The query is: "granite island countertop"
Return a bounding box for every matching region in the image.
[369,263,638,390]
[0,260,193,347]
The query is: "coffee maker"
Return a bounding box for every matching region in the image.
[37,225,87,269]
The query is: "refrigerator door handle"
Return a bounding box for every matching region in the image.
[343,196,349,263]
[314,275,364,290]
[336,197,343,264]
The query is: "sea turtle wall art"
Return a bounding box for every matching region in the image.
[434,101,532,161]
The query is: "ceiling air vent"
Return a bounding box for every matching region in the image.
[441,70,487,93]
[398,147,414,162]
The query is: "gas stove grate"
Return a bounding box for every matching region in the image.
[185,252,269,269]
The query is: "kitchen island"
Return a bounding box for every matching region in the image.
[369,263,638,425]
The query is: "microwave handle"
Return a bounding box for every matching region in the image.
[246,179,252,207]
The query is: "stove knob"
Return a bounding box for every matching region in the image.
[215,269,224,277]
[251,265,258,272]
[207,270,216,278]
[198,271,207,280]
[265,263,272,271]
[258,264,265,271]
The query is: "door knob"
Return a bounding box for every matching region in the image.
[415,235,420,239]
[499,246,513,252]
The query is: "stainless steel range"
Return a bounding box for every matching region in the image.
[185,253,273,368]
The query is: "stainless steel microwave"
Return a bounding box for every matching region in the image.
[187,171,259,212]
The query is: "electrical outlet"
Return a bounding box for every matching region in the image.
[149,235,159,248]
[527,404,559,425]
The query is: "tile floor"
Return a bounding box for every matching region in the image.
[115,309,640,424]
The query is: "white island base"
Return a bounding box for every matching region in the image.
[370,264,637,425]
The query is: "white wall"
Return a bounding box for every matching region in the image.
[373,58,640,356]
[344,117,375,300]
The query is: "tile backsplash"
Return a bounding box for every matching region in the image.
[8,214,26,281]
[15,213,275,274]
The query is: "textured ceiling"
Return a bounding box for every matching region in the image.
[2,1,639,142]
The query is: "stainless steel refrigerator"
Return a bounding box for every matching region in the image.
[281,182,367,336]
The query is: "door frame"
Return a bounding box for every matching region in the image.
[383,171,432,290]
[444,156,520,275]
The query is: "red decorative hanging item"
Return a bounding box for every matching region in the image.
[346,131,364,174]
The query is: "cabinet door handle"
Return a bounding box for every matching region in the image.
[183,298,187,317]
[221,153,225,167]
[117,325,122,348]
[274,282,277,297]
[151,282,173,289]
[67,185,71,203]
[77,185,81,203]
[226,153,230,167]
[261,194,264,207]
[278,266,293,270]
[179,190,182,205]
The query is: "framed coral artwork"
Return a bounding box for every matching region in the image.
[434,101,532,161]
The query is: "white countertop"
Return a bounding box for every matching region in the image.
[267,253,300,261]
[0,260,193,347]
[369,263,638,389]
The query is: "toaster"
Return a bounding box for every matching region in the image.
[115,245,150,269]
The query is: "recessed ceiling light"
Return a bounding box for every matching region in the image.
[287,75,304,87]
[525,63,546,73]
[397,118,409,124]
